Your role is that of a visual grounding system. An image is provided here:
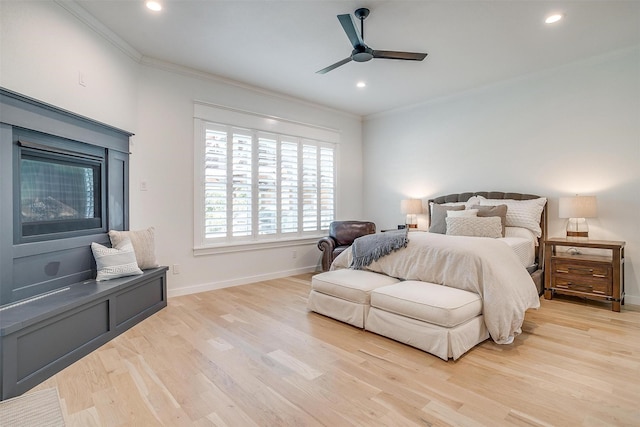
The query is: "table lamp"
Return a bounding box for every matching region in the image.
[559,195,597,238]
[400,199,422,229]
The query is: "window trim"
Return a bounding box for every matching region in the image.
[193,235,321,256]
[193,101,338,251]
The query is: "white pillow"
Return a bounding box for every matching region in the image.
[505,226,538,244]
[445,216,503,238]
[447,208,478,217]
[465,195,486,208]
[479,198,546,237]
[108,227,159,270]
[428,195,486,215]
[91,238,143,281]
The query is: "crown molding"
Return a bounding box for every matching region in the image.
[54,1,359,120]
[55,0,143,62]
[139,56,360,120]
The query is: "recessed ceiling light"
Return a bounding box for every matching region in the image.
[356,81,366,88]
[146,1,162,12]
[545,14,563,24]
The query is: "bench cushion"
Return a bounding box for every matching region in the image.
[370,281,482,328]
[311,269,400,304]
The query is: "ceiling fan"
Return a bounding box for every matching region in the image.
[317,7,428,74]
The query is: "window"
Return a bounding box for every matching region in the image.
[194,102,337,250]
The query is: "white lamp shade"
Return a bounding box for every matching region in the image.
[559,196,597,219]
[400,199,422,215]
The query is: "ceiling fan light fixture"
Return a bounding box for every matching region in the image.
[146,1,162,12]
[545,14,563,24]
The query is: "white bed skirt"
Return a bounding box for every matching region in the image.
[307,289,369,328]
[365,307,490,360]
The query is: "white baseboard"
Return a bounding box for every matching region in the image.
[624,294,640,306]
[167,265,318,298]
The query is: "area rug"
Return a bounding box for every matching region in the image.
[0,388,65,426]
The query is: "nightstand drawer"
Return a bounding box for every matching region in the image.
[551,260,611,279]
[551,277,611,295]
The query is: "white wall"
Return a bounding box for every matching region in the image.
[0,1,138,131]
[363,47,640,303]
[131,64,362,295]
[0,1,364,296]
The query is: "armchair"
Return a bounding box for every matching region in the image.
[318,220,376,271]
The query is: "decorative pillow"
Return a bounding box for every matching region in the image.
[429,204,465,234]
[445,216,503,239]
[429,201,464,217]
[472,204,507,237]
[479,198,546,237]
[108,227,159,270]
[447,208,478,217]
[91,239,143,281]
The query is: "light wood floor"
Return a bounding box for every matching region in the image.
[32,273,640,426]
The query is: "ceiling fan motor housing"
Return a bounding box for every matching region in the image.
[354,8,370,20]
[352,46,374,62]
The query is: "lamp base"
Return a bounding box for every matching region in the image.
[566,218,589,238]
[566,230,588,238]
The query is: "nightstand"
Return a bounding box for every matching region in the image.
[544,237,625,311]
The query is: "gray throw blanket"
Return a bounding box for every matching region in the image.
[350,229,409,270]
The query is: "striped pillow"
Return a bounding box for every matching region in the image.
[91,238,143,281]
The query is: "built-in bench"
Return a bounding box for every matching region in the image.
[0,267,168,400]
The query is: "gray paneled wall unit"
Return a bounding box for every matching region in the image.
[0,88,167,400]
[1,88,131,305]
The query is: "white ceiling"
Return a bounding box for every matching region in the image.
[72,0,640,116]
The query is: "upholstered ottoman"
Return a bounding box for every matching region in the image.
[308,269,400,328]
[366,281,489,360]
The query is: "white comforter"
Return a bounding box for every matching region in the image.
[331,232,540,344]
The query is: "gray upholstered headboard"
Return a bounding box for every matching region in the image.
[427,191,547,294]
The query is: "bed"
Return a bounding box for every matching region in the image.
[315,191,547,359]
[426,191,547,294]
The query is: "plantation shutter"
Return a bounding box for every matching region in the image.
[204,125,228,239]
[280,138,298,234]
[258,135,278,235]
[195,102,338,248]
[302,143,318,232]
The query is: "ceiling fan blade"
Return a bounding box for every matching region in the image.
[337,13,363,48]
[316,57,353,74]
[372,50,428,61]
